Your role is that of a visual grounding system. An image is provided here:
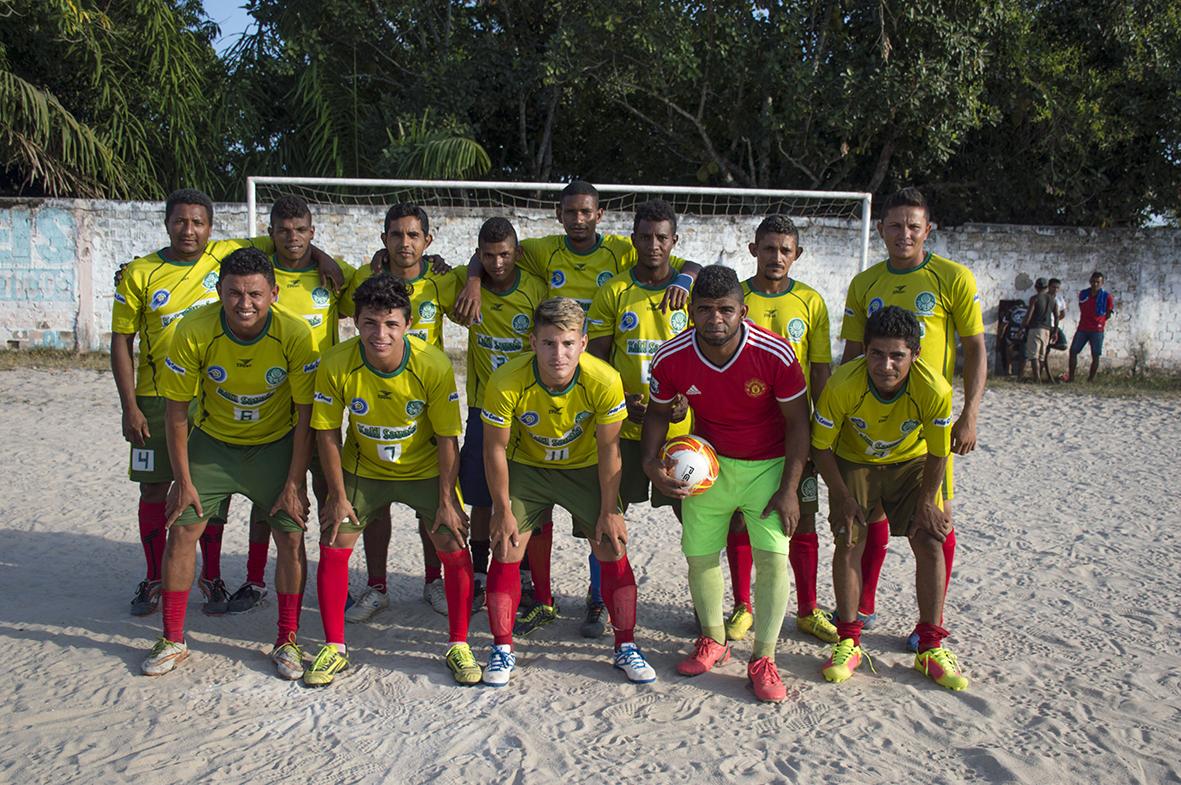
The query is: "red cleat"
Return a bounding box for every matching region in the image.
[676,636,731,676]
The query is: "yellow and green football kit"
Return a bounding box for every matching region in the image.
[272,256,356,355]
[587,267,692,442]
[481,352,627,469]
[311,335,463,483]
[742,277,831,386]
[518,233,638,311]
[160,304,317,445]
[342,261,460,348]
[447,267,548,409]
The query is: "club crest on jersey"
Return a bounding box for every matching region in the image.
[350,397,369,415]
[550,270,566,288]
[901,419,920,434]
[202,272,219,290]
[512,313,531,334]
[149,289,171,310]
[744,378,768,398]
[207,365,227,383]
[620,311,639,332]
[649,377,662,396]
[850,417,867,430]
[312,287,330,307]
[867,297,884,316]
[914,291,937,316]
[669,311,689,332]
[519,411,540,427]
[786,318,806,342]
[265,367,288,386]
[800,476,818,502]
[418,301,438,322]
[405,399,425,417]
[596,271,613,287]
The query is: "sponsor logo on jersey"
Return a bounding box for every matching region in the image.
[596,271,613,287]
[405,399,425,417]
[350,397,369,415]
[311,287,330,307]
[303,359,320,374]
[800,476,818,502]
[669,311,689,332]
[202,271,219,290]
[482,410,506,426]
[237,358,253,367]
[305,314,323,328]
[850,417,867,430]
[160,297,217,328]
[867,297,884,316]
[149,289,171,310]
[528,424,586,448]
[686,384,702,395]
[265,366,288,387]
[933,416,952,427]
[215,388,273,406]
[901,419,920,433]
[573,263,587,272]
[418,301,438,322]
[620,311,639,332]
[313,392,333,405]
[914,291,937,316]
[892,284,907,294]
[356,422,417,441]
[575,410,594,423]
[520,411,540,427]
[476,333,524,352]
[113,292,127,304]
[550,270,566,288]
[744,378,768,398]
[378,390,392,400]
[814,411,834,428]
[448,391,459,402]
[844,307,854,316]
[606,401,626,417]
[164,357,186,375]
[408,328,428,341]
[786,318,806,342]
[207,365,227,383]
[626,339,662,355]
[511,313,531,334]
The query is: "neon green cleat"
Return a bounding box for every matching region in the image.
[797,608,839,643]
[724,604,754,641]
[303,644,349,687]
[446,642,482,686]
[914,646,969,691]
[513,603,558,637]
[822,638,873,683]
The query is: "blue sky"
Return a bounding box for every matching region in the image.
[202,0,255,54]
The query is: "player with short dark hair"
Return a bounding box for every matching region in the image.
[140,247,318,678]
[1067,271,1116,383]
[813,306,969,691]
[840,186,985,652]
[643,265,811,703]
[479,297,656,686]
[306,272,473,686]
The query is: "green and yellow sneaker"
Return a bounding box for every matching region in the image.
[446,642,482,686]
[513,603,558,637]
[724,604,754,641]
[797,608,839,644]
[303,644,349,687]
[914,646,969,691]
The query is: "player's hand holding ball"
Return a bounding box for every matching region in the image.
[657,435,719,498]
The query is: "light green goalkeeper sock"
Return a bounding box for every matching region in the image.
[752,548,790,659]
[686,553,725,645]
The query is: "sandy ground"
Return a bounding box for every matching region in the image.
[0,367,1179,785]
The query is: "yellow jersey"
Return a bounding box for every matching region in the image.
[519,233,641,311]
[481,352,627,469]
[112,237,272,397]
[742,277,831,386]
[587,267,692,441]
[311,335,463,481]
[159,304,317,445]
[444,267,548,409]
[840,252,983,382]
[811,356,952,464]
[272,256,356,356]
[342,261,460,348]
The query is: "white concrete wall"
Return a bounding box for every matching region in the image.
[2,198,1178,370]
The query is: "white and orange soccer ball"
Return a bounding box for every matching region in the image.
[661,435,720,496]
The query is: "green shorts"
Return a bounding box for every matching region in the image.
[681,454,789,557]
[833,456,943,543]
[619,438,676,511]
[507,461,621,540]
[174,428,300,531]
[334,471,440,534]
[127,396,172,483]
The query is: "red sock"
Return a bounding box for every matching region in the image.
[835,618,864,646]
[317,546,352,646]
[525,524,554,606]
[916,622,949,652]
[858,518,890,616]
[138,501,167,583]
[438,550,474,642]
[598,555,637,648]
[199,522,224,581]
[726,529,753,611]
[162,589,189,642]
[939,527,957,625]
[789,531,819,617]
[245,539,269,586]
[486,559,522,647]
[276,593,302,647]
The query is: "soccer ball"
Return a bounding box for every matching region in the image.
[661,435,720,496]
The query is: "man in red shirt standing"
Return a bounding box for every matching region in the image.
[1068,271,1116,383]
[641,265,810,703]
